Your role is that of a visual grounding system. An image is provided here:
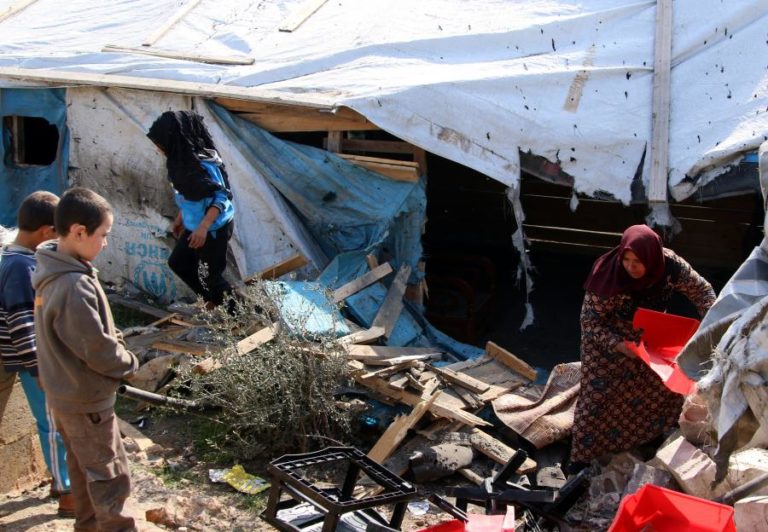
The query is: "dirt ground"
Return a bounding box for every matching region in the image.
[0,410,456,532]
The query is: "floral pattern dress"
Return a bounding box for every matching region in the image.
[570,249,716,463]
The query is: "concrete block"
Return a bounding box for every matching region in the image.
[0,378,40,444]
[728,448,768,497]
[734,495,768,530]
[0,432,46,493]
[655,435,734,499]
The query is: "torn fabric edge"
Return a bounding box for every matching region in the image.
[506,185,534,330]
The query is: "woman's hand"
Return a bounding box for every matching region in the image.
[614,340,637,359]
[188,224,208,248]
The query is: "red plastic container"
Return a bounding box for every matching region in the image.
[628,308,698,394]
[609,484,736,532]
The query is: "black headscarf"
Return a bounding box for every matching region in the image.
[147,110,231,201]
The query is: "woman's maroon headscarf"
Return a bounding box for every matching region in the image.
[584,224,666,297]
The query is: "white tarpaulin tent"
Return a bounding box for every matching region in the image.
[1,0,767,204]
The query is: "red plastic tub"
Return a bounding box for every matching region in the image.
[627,308,698,394]
[609,484,736,531]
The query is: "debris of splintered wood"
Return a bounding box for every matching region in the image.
[367,390,442,464]
[485,341,538,382]
[430,364,491,394]
[125,326,186,351]
[129,354,180,392]
[371,263,411,340]
[442,355,527,403]
[245,253,308,284]
[344,345,442,362]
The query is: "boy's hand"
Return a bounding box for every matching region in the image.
[188,225,208,248]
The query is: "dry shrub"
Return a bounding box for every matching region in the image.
[175,281,352,461]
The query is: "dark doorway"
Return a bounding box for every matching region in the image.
[3,115,60,166]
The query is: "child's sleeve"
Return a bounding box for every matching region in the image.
[53,278,138,379]
[3,261,38,374]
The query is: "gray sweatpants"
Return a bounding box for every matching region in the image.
[52,407,136,532]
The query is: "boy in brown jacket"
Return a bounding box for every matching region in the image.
[33,188,139,531]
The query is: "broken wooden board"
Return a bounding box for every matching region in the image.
[125,326,186,351]
[368,391,442,464]
[117,417,162,453]
[486,341,537,381]
[337,326,385,345]
[129,354,180,392]
[193,323,277,374]
[245,253,308,284]
[151,339,211,356]
[371,263,411,340]
[430,365,491,394]
[444,355,527,402]
[363,354,441,367]
[467,428,537,474]
[345,345,443,361]
[331,262,394,303]
[278,0,330,32]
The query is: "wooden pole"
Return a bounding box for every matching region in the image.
[648,0,673,204]
[142,0,203,47]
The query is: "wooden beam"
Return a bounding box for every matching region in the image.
[430,365,491,394]
[142,0,202,47]
[278,0,330,32]
[368,391,441,463]
[102,44,253,66]
[345,345,444,361]
[331,262,394,303]
[245,253,308,284]
[467,428,537,474]
[485,341,537,381]
[371,264,411,339]
[236,324,277,356]
[340,138,418,155]
[648,0,673,204]
[0,67,333,109]
[363,354,441,367]
[337,154,420,183]
[327,131,343,153]
[0,0,39,24]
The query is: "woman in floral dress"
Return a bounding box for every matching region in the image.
[570,224,715,465]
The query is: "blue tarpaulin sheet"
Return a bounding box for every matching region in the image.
[0,88,68,226]
[209,103,482,360]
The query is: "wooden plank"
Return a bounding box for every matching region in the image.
[332,262,394,303]
[0,67,334,109]
[371,264,411,339]
[102,44,253,66]
[452,385,483,410]
[359,361,414,380]
[345,345,443,360]
[278,0,330,32]
[142,0,202,46]
[236,324,277,356]
[236,105,377,132]
[0,0,39,23]
[125,326,186,351]
[117,417,161,453]
[151,339,210,356]
[337,153,420,169]
[341,138,418,155]
[245,253,308,283]
[485,341,537,381]
[337,326,385,345]
[326,130,343,153]
[648,0,673,203]
[108,295,170,320]
[363,354,441,367]
[430,365,491,394]
[368,391,441,463]
[467,428,537,474]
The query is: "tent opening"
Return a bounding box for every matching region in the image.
[2,115,59,166]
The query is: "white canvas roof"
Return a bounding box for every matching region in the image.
[1,0,767,203]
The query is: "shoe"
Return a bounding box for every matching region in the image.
[57,492,76,518]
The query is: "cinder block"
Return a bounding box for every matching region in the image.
[734,495,768,530]
[654,435,733,499]
[624,462,672,495]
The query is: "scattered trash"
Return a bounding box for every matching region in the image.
[408,500,430,516]
[208,465,269,495]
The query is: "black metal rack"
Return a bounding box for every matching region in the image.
[262,447,417,532]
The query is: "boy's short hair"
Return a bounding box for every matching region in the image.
[55,188,112,236]
[17,191,59,231]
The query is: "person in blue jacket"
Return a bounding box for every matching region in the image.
[147,111,235,309]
